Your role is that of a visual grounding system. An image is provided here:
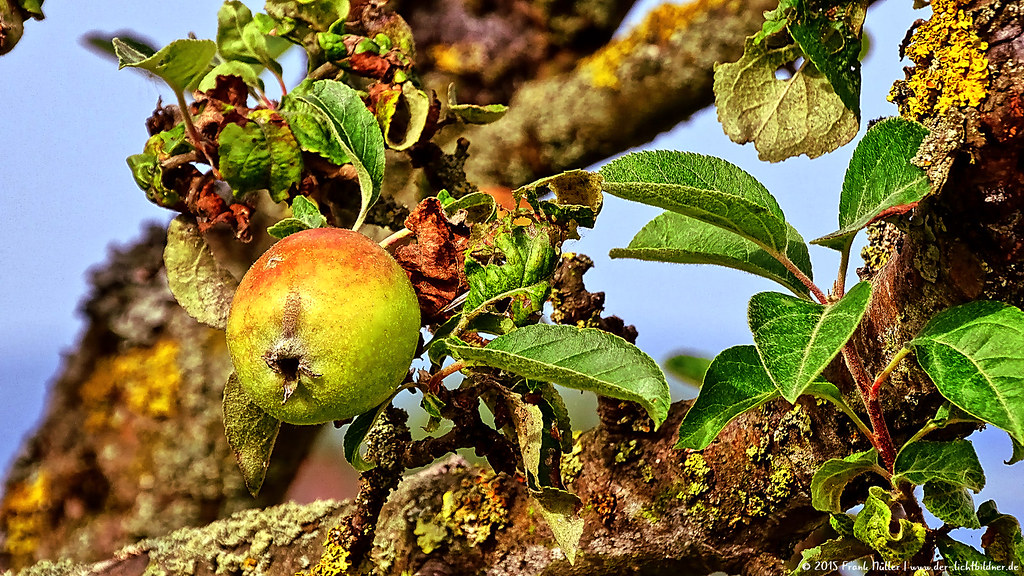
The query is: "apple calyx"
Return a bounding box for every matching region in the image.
[258,290,322,403]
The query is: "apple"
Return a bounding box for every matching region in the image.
[226,227,421,425]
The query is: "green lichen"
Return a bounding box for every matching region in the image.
[613,439,641,464]
[410,472,510,554]
[560,431,585,486]
[766,461,795,504]
[682,453,712,499]
[773,404,812,444]
[132,499,341,576]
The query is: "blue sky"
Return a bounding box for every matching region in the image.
[1,0,1020,544]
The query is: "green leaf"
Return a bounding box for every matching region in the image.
[937,537,1009,576]
[714,36,858,163]
[753,0,796,44]
[909,300,1024,445]
[600,150,790,253]
[853,486,927,564]
[923,480,980,529]
[610,211,812,296]
[893,439,985,491]
[438,190,497,223]
[788,0,865,118]
[216,1,287,77]
[813,117,930,250]
[16,0,43,18]
[376,81,432,151]
[464,225,557,325]
[267,196,328,239]
[218,110,302,201]
[163,216,239,330]
[223,371,281,496]
[282,79,386,229]
[532,487,584,565]
[447,83,508,124]
[664,353,712,387]
[501,388,565,489]
[126,153,180,208]
[810,448,884,513]
[197,60,264,92]
[342,398,392,471]
[82,31,157,62]
[977,501,1024,572]
[446,324,671,428]
[792,537,871,575]
[1009,436,1024,466]
[674,346,778,450]
[749,281,871,403]
[265,0,349,35]
[114,37,217,92]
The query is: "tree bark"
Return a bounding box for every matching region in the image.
[4,0,1024,574]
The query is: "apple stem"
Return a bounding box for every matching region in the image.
[378,228,414,254]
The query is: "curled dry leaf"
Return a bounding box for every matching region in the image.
[394,197,470,322]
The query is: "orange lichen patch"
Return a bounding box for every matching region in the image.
[80,338,182,430]
[581,0,722,89]
[888,0,989,120]
[0,470,50,567]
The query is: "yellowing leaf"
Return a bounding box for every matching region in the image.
[714,37,858,162]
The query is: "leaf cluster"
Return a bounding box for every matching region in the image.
[605,115,1024,572]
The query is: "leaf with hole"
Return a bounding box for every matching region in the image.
[714,37,858,162]
[610,211,812,296]
[601,150,790,253]
[223,372,281,496]
[909,300,1024,445]
[445,324,671,428]
[749,281,871,403]
[282,80,386,229]
[813,117,930,250]
[810,448,884,513]
[464,224,557,325]
[164,216,239,330]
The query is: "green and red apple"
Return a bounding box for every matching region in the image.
[226,227,421,425]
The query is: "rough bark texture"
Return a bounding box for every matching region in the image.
[4,0,1024,574]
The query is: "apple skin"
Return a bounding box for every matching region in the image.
[226,227,421,425]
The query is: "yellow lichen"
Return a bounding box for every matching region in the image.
[428,42,488,75]
[80,338,182,430]
[581,0,722,90]
[888,0,989,119]
[300,526,351,576]
[0,470,50,568]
